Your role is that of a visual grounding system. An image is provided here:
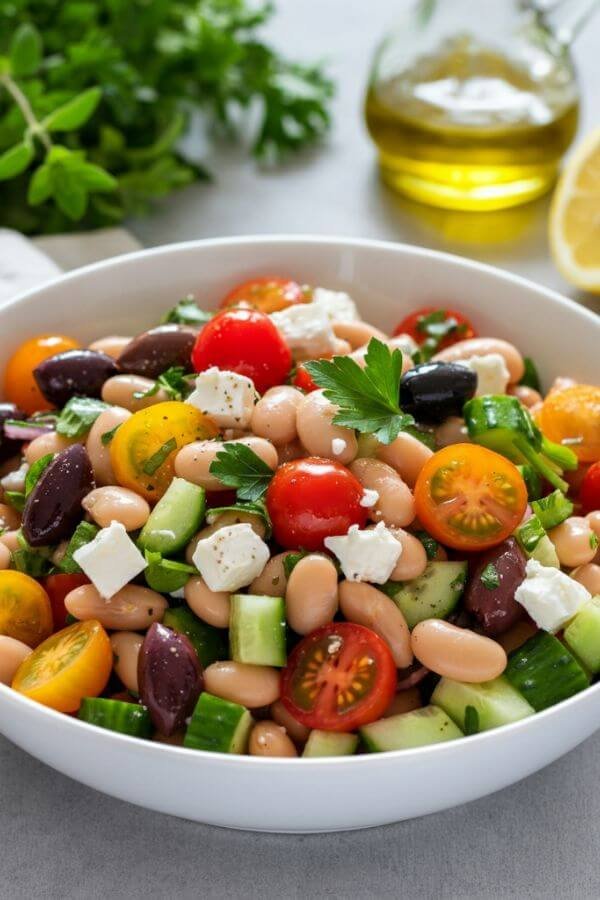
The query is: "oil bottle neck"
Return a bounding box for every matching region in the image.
[533,0,600,45]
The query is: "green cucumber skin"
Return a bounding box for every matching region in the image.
[505,632,590,712]
[302,730,358,758]
[360,705,463,753]
[162,607,227,668]
[78,698,152,738]
[564,597,600,673]
[432,676,534,732]
[388,561,467,629]
[139,477,206,554]
[230,594,287,667]
[184,692,253,754]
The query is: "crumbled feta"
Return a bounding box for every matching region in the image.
[186,367,256,427]
[311,287,359,323]
[73,521,147,599]
[514,559,591,633]
[270,303,337,358]
[192,523,270,592]
[389,333,419,358]
[331,438,347,456]
[1,461,29,494]
[456,353,510,396]
[360,489,379,508]
[324,522,402,583]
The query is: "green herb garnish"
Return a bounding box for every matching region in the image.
[101,424,121,446]
[206,499,271,538]
[143,550,196,594]
[480,563,500,590]
[283,550,310,579]
[4,490,26,512]
[519,357,542,392]
[414,531,439,561]
[25,453,53,495]
[55,397,109,438]
[142,438,177,476]
[59,521,99,574]
[413,310,468,362]
[209,442,275,502]
[464,705,480,736]
[133,366,191,402]
[531,490,574,531]
[162,297,212,327]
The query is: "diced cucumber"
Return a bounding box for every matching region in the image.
[138,477,205,554]
[184,692,253,753]
[383,561,467,629]
[302,730,358,757]
[514,515,560,567]
[78,698,152,738]
[431,675,534,732]
[528,535,560,568]
[229,594,286,667]
[162,606,227,667]
[360,705,463,753]
[505,631,590,711]
[564,596,600,673]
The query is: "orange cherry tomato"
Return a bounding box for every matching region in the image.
[414,443,528,551]
[539,385,600,463]
[4,334,80,415]
[110,400,218,502]
[12,619,112,712]
[220,276,309,314]
[0,570,53,648]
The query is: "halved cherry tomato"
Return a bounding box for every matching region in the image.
[0,571,53,648]
[580,461,600,513]
[539,385,600,463]
[281,623,397,732]
[393,307,476,352]
[292,364,319,393]
[110,401,217,502]
[43,574,89,631]
[266,457,368,551]
[220,276,309,314]
[191,308,292,394]
[4,334,80,415]
[414,443,527,551]
[12,619,112,712]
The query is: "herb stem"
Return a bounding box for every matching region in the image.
[0,73,51,151]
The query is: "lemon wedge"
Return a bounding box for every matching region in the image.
[549,127,600,294]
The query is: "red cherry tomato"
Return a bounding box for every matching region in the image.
[265,457,368,551]
[394,306,477,351]
[191,308,292,395]
[281,623,397,731]
[580,461,600,514]
[220,276,308,314]
[42,574,89,630]
[292,364,319,393]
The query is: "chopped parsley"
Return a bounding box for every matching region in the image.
[142,438,177,475]
[480,563,500,590]
[161,297,213,327]
[209,442,275,502]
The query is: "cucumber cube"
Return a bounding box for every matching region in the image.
[139,477,205,554]
[302,730,358,758]
[432,675,534,732]
[360,705,463,753]
[184,693,253,754]
[564,596,600,673]
[230,594,286,667]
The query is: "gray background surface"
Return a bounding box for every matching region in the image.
[1,2,600,898]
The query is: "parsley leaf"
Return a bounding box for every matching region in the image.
[161,297,212,327]
[209,442,275,502]
[55,397,109,438]
[480,563,500,590]
[414,310,469,362]
[142,438,177,476]
[59,521,99,575]
[304,339,414,444]
[464,705,480,735]
[206,499,271,538]
[133,366,192,402]
[413,531,439,561]
[101,424,121,446]
[283,550,310,579]
[25,453,53,495]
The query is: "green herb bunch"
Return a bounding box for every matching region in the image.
[0,0,333,234]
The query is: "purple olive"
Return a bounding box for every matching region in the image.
[33,350,118,407]
[0,402,26,463]
[138,622,203,735]
[22,444,94,546]
[464,537,527,636]
[117,325,196,378]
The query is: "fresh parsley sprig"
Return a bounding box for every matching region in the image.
[209,442,274,502]
[133,366,192,402]
[304,339,414,444]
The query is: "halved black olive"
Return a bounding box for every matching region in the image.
[400,361,477,424]
[22,444,94,546]
[0,402,26,462]
[34,350,118,407]
[117,325,196,378]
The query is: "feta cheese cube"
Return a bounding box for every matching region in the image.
[456,353,510,396]
[270,303,337,359]
[311,287,359,323]
[186,367,256,427]
[360,489,379,508]
[192,523,270,592]
[514,559,591,633]
[324,522,402,584]
[73,521,147,599]
[331,438,347,456]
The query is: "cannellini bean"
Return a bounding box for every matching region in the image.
[250,552,290,597]
[508,384,543,408]
[270,699,310,745]
[204,661,281,707]
[51,541,68,568]
[0,502,20,532]
[383,688,422,717]
[350,457,415,527]
[332,320,387,349]
[65,584,167,630]
[0,543,11,570]
[249,720,298,757]
[433,337,524,383]
[375,431,433,488]
[24,432,77,465]
[411,619,507,682]
[175,436,277,491]
[86,406,132,486]
[549,516,598,568]
[0,530,20,553]
[570,563,600,596]
[339,581,412,668]
[296,390,357,464]
[88,336,132,358]
[82,486,150,531]
[184,576,230,628]
[435,416,470,448]
[101,374,169,411]
[286,555,338,634]
[277,440,305,463]
[110,631,143,694]
[387,528,428,581]
[185,511,266,565]
[0,635,32,684]
[251,386,303,446]
[586,511,600,539]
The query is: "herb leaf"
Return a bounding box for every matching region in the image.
[55,397,109,438]
[5,491,26,512]
[142,438,177,476]
[209,442,275,502]
[206,499,271,537]
[480,563,500,590]
[101,424,121,446]
[59,521,99,575]
[133,366,191,402]
[25,453,53,495]
[162,297,212,327]
[464,705,480,736]
[414,531,439,561]
[283,550,310,579]
[304,339,414,445]
[143,549,196,594]
[413,310,468,362]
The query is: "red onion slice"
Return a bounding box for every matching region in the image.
[4,422,54,441]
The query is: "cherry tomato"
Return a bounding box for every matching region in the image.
[192,308,292,395]
[0,571,53,648]
[111,401,218,502]
[43,574,89,631]
[580,461,600,513]
[220,276,309,314]
[266,457,368,551]
[12,619,112,712]
[539,385,600,463]
[281,623,397,732]
[292,364,319,393]
[393,307,476,351]
[414,443,528,551]
[4,334,80,415]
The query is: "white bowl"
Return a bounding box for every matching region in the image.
[0,236,598,833]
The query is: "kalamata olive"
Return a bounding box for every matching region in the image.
[22,444,94,546]
[0,402,26,463]
[464,537,527,636]
[117,325,196,378]
[138,622,203,736]
[34,350,118,407]
[400,362,477,424]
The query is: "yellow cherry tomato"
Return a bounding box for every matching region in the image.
[4,334,80,415]
[539,384,600,463]
[0,571,53,648]
[12,619,112,712]
[110,401,218,502]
